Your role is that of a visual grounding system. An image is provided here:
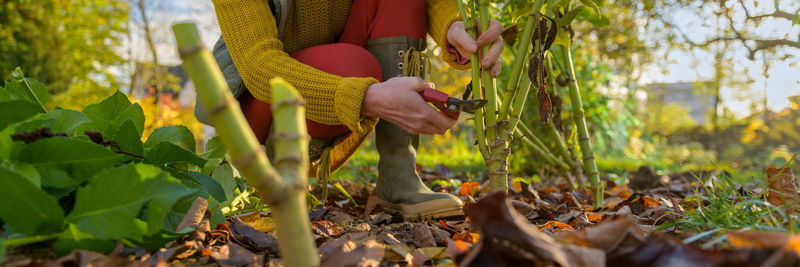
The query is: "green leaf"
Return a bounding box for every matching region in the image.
[553,26,571,48]
[53,223,115,256]
[17,138,123,186]
[0,167,65,235]
[38,167,74,189]
[2,78,49,108]
[7,161,41,187]
[201,136,227,159]
[144,125,196,152]
[188,171,227,202]
[144,142,206,167]
[0,86,10,102]
[66,164,193,240]
[555,7,583,26]
[113,119,144,156]
[81,91,144,137]
[793,14,799,25]
[212,163,237,201]
[578,0,600,14]
[0,100,44,130]
[0,238,5,261]
[0,127,13,159]
[48,109,90,134]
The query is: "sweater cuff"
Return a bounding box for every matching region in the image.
[335,77,379,135]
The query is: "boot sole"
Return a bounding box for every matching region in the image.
[376,198,464,221]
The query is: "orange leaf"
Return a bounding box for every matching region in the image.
[642,196,659,209]
[459,182,480,197]
[585,212,603,223]
[767,167,798,207]
[538,221,575,233]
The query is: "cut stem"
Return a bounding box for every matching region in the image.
[173,23,318,267]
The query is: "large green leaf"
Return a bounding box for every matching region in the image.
[0,167,65,235]
[144,142,206,167]
[113,119,144,156]
[201,136,227,160]
[81,91,144,137]
[66,164,194,240]
[0,100,44,130]
[49,109,90,134]
[188,171,227,202]
[53,223,115,256]
[144,125,196,152]
[0,237,5,261]
[212,163,237,201]
[2,76,50,106]
[6,161,41,187]
[17,138,123,187]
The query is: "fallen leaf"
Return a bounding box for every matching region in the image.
[311,220,346,240]
[767,167,798,207]
[558,218,645,252]
[460,192,572,266]
[459,182,480,197]
[414,223,436,248]
[539,221,576,233]
[176,197,208,232]
[228,217,279,253]
[210,242,260,266]
[238,212,275,233]
[363,191,379,217]
[445,239,471,263]
[319,233,384,267]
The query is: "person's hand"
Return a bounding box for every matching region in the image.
[447,19,504,77]
[361,77,457,135]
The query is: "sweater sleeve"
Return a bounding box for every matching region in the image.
[426,0,470,70]
[212,0,379,135]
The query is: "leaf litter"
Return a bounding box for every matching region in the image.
[5,164,800,266]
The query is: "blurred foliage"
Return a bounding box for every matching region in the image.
[0,0,128,94]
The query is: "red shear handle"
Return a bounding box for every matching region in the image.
[420,88,460,119]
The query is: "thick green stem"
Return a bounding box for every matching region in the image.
[498,1,544,120]
[477,0,498,143]
[457,0,489,160]
[560,45,603,208]
[173,23,318,267]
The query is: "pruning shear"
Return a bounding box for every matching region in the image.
[420,85,487,119]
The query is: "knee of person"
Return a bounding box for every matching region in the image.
[326,43,383,81]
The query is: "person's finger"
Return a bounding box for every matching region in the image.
[477,19,503,45]
[447,22,478,56]
[491,60,501,78]
[424,108,456,133]
[482,37,504,69]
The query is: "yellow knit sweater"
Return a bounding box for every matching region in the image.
[212,0,465,135]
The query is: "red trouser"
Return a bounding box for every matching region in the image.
[241,0,427,142]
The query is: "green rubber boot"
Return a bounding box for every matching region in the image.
[367,37,463,220]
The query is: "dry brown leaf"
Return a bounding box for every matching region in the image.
[238,212,275,233]
[319,233,384,267]
[176,197,208,232]
[460,192,572,266]
[228,217,279,253]
[415,223,437,248]
[557,218,645,252]
[209,243,260,266]
[767,167,798,207]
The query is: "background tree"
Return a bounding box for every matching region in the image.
[0,0,128,94]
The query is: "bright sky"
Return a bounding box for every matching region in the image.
[146,0,799,114]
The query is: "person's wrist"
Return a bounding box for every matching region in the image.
[361,83,380,119]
